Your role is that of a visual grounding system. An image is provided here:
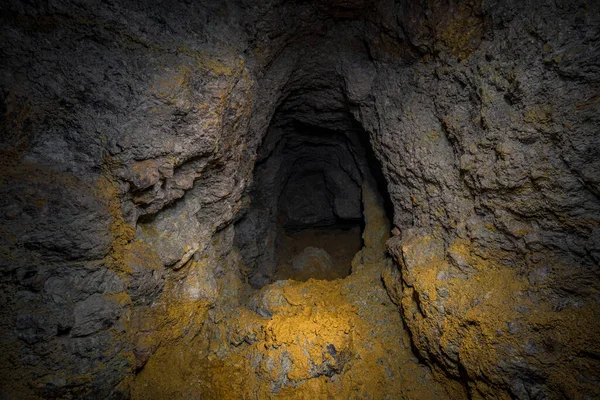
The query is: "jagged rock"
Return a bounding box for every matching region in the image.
[0,0,598,398]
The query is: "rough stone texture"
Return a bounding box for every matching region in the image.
[0,0,598,398]
[365,1,600,398]
[0,0,274,397]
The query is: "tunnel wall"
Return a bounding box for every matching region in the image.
[0,0,598,398]
[363,2,600,398]
[0,0,294,396]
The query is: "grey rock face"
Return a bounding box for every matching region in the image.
[0,0,598,398]
[72,294,122,337]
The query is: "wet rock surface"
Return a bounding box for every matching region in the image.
[0,0,598,398]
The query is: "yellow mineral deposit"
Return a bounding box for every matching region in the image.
[130,179,460,399]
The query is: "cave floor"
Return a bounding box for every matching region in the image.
[131,181,456,399]
[132,250,454,399]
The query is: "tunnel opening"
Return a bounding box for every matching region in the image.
[272,124,365,283]
[234,111,393,288]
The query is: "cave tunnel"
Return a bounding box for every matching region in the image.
[1,0,599,399]
[234,110,392,287]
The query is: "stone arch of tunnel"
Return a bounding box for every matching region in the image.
[234,106,392,288]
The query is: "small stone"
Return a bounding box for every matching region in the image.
[507,321,520,335]
[436,286,449,298]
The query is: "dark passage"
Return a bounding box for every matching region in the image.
[234,116,388,287]
[273,125,365,282]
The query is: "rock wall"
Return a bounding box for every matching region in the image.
[0,0,288,397]
[0,0,598,398]
[363,1,600,398]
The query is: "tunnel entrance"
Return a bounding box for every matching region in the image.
[271,124,366,283]
[234,114,392,288]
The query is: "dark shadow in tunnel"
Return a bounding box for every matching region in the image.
[233,90,393,288]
